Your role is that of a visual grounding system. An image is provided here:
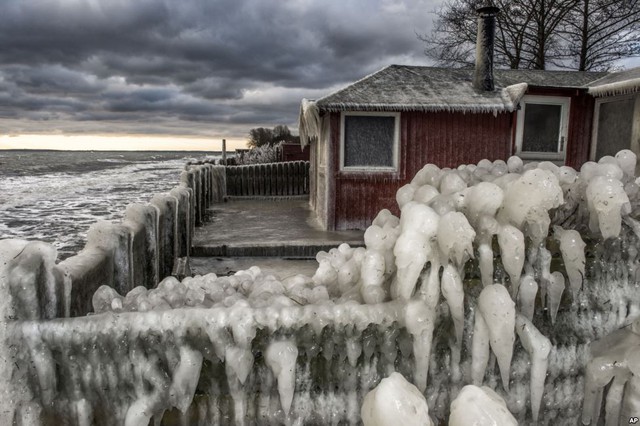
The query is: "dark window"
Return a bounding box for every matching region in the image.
[522,103,562,152]
[343,115,396,168]
[595,98,634,159]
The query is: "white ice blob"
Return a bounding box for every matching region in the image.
[396,184,417,209]
[506,156,523,173]
[615,149,637,177]
[449,385,517,426]
[361,372,434,426]
[413,184,440,204]
[412,164,442,187]
[439,171,467,195]
[462,181,504,228]
[497,169,563,245]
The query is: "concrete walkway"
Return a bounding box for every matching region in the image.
[191,199,364,257]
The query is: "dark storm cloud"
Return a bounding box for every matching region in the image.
[0,0,440,139]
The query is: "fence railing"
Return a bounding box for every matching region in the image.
[0,163,226,319]
[225,160,310,197]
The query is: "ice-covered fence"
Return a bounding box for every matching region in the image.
[225,161,310,197]
[2,227,639,425]
[4,152,640,425]
[0,164,226,319]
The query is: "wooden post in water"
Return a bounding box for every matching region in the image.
[222,139,227,165]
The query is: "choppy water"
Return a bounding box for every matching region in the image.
[0,150,218,259]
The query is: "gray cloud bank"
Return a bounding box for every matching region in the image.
[0,0,438,141]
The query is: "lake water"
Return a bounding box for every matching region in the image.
[0,150,218,259]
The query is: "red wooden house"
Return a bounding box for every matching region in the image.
[299,7,640,231]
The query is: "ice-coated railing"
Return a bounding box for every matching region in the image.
[0,163,226,319]
[2,152,640,425]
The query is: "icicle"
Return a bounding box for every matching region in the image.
[517,275,538,321]
[169,346,203,413]
[478,243,494,287]
[225,346,254,385]
[478,284,515,391]
[604,374,629,426]
[404,300,435,392]
[497,225,525,298]
[265,340,298,416]
[547,272,565,324]
[441,263,464,380]
[553,226,586,297]
[538,246,552,308]
[471,311,490,386]
[515,315,551,422]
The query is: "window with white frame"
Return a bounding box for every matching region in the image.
[341,112,399,171]
[516,95,570,160]
[592,95,635,160]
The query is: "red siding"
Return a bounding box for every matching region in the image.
[279,143,310,162]
[328,90,596,230]
[331,111,513,230]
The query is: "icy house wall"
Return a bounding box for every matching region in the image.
[325,87,595,231]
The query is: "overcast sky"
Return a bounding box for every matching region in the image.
[0,0,441,149]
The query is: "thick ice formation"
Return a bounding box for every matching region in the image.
[361,372,433,426]
[582,317,640,426]
[5,150,640,425]
[586,175,630,239]
[449,385,517,426]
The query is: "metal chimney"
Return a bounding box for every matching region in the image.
[473,4,500,92]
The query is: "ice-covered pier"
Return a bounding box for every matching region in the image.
[1,155,640,425]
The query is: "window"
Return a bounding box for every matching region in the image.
[515,96,570,161]
[341,112,399,171]
[592,96,635,160]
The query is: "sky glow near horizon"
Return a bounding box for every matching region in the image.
[0,0,441,150]
[0,134,247,151]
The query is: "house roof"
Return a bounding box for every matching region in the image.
[313,65,608,114]
[587,67,640,97]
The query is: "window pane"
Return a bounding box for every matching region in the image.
[522,103,562,152]
[344,115,395,167]
[596,98,634,159]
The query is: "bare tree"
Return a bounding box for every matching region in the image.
[421,0,639,71]
[559,0,640,70]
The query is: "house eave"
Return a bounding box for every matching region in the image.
[588,77,640,97]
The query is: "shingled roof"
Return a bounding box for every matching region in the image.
[588,67,640,97]
[313,65,607,114]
